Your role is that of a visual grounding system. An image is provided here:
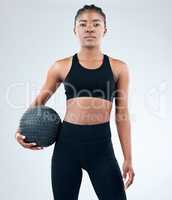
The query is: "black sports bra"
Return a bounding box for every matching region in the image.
[62,53,117,102]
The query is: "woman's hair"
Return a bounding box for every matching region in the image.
[74,4,106,28]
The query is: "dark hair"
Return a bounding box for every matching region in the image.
[74,4,106,28]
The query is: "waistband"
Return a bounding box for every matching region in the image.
[62,120,110,127]
[59,120,111,142]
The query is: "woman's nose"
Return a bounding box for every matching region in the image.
[85,25,95,32]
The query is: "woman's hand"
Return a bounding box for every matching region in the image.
[122,160,135,190]
[15,129,44,150]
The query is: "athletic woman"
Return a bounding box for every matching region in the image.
[15,4,135,200]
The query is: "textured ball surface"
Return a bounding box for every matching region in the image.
[19,106,62,147]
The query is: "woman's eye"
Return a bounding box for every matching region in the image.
[94,23,100,27]
[80,23,86,27]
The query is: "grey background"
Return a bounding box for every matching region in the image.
[1,0,171,199]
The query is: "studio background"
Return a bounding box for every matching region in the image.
[1,0,171,199]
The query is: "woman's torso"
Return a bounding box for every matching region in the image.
[58,52,121,125]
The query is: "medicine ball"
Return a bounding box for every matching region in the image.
[19,105,62,147]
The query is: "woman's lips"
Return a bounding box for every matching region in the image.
[84,36,96,39]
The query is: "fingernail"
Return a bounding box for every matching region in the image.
[22,136,25,139]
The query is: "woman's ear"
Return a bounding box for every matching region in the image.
[104,28,107,35]
[73,27,76,35]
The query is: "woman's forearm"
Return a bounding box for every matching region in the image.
[28,91,51,109]
[115,111,132,162]
[29,97,45,108]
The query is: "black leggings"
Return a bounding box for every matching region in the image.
[51,120,127,200]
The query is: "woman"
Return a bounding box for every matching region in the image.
[15,4,135,200]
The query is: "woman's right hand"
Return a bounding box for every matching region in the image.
[15,129,44,150]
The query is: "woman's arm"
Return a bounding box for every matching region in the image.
[29,61,62,108]
[114,61,135,189]
[15,60,62,150]
[115,62,131,161]
[16,60,62,131]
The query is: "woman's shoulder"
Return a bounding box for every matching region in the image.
[54,55,73,67]
[108,55,128,69]
[51,54,74,82]
[107,55,129,82]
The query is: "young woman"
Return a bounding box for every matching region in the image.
[15,4,135,200]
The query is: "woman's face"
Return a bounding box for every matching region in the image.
[74,10,107,48]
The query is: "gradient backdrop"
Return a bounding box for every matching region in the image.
[1,0,171,200]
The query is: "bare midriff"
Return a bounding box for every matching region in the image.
[63,97,113,125]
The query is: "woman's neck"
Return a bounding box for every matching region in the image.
[78,47,103,60]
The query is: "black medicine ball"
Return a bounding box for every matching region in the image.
[19,105,62,147]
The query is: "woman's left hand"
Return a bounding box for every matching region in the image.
[122,160,135,190]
